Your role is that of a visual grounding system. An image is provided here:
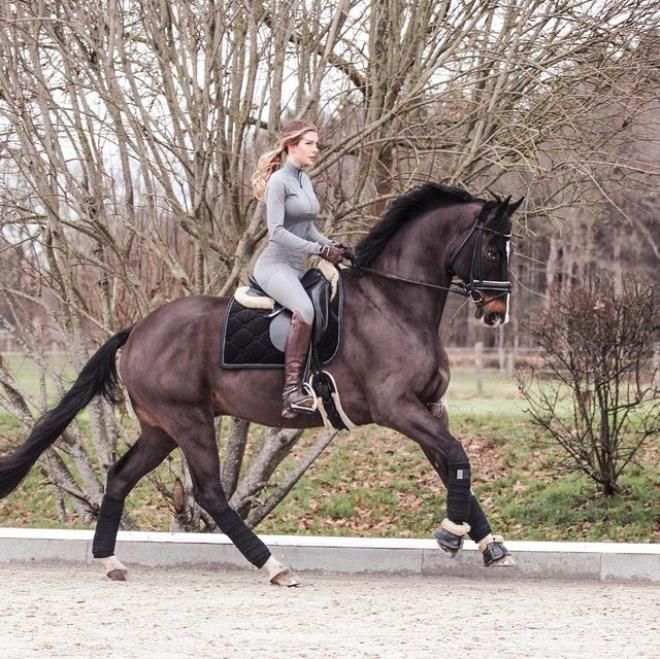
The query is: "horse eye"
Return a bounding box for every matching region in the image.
[486,248,498,260]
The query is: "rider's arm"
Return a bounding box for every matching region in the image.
[266,175,322,255]
[307,222,333,247]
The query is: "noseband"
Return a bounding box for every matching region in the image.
[354,210,512,308]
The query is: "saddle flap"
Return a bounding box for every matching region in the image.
[221,272,342,370]
[300,269,330,340]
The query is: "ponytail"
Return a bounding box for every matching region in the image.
[252,147,284,201]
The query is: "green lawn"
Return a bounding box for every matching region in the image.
[1,352,74,406]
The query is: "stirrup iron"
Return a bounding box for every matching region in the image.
[282,382,317,418]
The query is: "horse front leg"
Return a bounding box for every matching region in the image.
[423,401,514,566]
[375,396,513,565]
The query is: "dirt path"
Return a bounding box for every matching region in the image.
[0,564,658,658]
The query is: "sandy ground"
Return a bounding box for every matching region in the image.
[0,564,658,659]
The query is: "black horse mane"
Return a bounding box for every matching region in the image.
[354,183,477,269]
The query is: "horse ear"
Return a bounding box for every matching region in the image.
[487,195,514,232]
[509,197,524,213]
[492,196,511,222]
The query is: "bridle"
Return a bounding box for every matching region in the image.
[448,212,512,307]
[353,211,512,309]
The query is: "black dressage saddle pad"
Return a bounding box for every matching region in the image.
[220,272,343,369]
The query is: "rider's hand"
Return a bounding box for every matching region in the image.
[334,242,356,263]
[319,244,344,265]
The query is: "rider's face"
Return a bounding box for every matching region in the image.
[287,131,319,168]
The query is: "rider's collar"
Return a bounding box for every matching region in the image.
[284,159,304,175]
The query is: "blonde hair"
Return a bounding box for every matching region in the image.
[252,119,318,200]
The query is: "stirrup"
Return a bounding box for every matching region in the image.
[282,382,317,418]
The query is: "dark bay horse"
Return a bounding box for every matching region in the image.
[0,183,522,584]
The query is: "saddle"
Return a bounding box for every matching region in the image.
[220,264,342,370]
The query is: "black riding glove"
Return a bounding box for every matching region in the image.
[334,242,356,263]
[319,244,344,265]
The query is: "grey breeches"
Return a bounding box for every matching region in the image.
[253,263,314,325]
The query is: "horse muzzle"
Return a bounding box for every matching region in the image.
[477,295,509,327]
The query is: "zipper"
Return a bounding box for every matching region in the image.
[297,169,314,213]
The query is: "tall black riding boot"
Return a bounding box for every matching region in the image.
[281,312,315,418]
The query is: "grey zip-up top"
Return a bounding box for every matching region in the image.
[256,159,332,271]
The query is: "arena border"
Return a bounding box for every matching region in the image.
[0,528,658,583]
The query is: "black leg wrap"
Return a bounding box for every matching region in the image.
[446,462,471,524]
[92,495,124,558]
[467,495,492,543]
[215,507,271,568]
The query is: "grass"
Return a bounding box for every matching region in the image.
[256,416,660,543]
[0,366,658,543]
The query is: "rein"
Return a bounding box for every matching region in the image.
[350,265,474,298]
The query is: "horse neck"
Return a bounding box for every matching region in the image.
[366,204,472,327]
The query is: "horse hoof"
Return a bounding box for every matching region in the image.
[96,555,128,581]
[481,537,516,567]
[106,568,128,581]
[262,556,300,587]
[434,519,471,556]
[271,568,300,587]
[490,554,516,567]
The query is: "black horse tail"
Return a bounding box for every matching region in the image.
[0,326,134,499]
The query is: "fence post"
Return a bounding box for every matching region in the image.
[497,325,506,372]
[475,341,483,395]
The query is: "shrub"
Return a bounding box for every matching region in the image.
[517,275,659,496]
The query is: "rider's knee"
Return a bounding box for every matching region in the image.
[295,300,314,325]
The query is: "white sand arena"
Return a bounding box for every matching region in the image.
[1,564,658,658]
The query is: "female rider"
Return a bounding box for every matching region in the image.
[251,120,351,418]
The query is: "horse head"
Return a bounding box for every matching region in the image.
[449,196,524,327]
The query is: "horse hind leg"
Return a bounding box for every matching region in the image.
[93,424,176,581]
[162,413,298,586]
